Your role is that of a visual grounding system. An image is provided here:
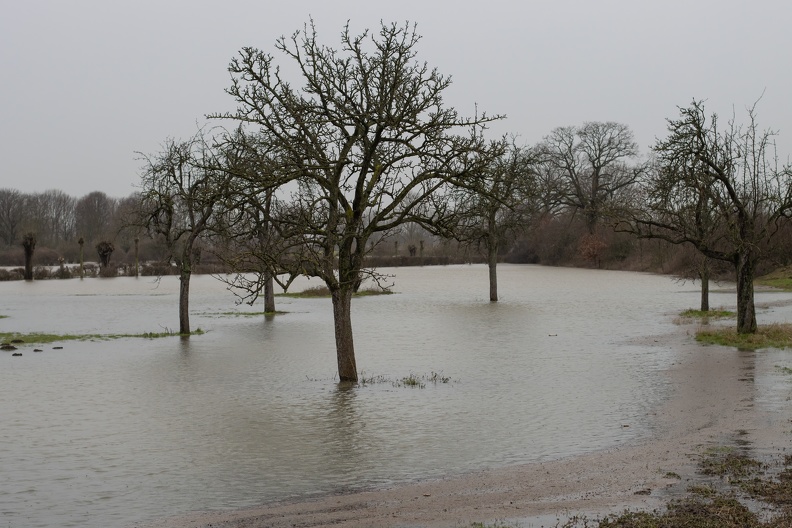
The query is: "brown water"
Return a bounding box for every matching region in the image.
[0,264,790,527]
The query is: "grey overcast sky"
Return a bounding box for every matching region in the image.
[1,0,790,198]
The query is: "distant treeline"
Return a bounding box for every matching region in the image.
[4,184,789,283]
[5,178,792,284]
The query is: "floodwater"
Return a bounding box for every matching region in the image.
[0,264,790,527]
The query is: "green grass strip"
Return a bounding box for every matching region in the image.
[696,323,792,350]
[1,329,204,345]
[680,309,735,318]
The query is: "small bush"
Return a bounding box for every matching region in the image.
[0,268,23,281]
[140,263,177,276]
[99,266,119,278]
[33,247,61,266]
[56,266,74,279]
[33,266,52,280]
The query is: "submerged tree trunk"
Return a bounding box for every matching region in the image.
[134,237,140,278]
[487,213,499,302]
[78,237,85,279]
[698,266,710,312]
[179,266,191,335]
[22,232,35,281]
[263,272,275,313]
[331,287,357,382]
[735,251,757,334]
[488,241,498,302]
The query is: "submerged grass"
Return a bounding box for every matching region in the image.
[699,447,764,480]
[696,323,792,350]
[0,328,204,345]
[530,446,792,528]
[357,371,453,388]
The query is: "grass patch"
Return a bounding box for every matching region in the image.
[394,372,452,388]
[278,285,332,298]
[0,328,204,345]
[758,277,792,291]
[696,323,792,350]
[757,266,792,291]
[279,286,393,298]
[358,372,390,386]
[478,446,792,528]
[776,366,792,375]
[598,495,762,528]
[591,448,792,528]
[399,373,425,388]
[740,455,792,508]
[680,309,735,319]
[699,449,764,480]
[354,287,394,297]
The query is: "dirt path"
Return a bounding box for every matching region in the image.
[136,334,792,528]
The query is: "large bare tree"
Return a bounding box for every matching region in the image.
[213,21,501,382]
[75,191,116,246]
[0,188,26,246]
[536,122,644,235]
[627,100,792,333]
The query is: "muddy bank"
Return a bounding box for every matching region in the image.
[134,332,792,528]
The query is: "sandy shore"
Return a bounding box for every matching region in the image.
[136,332,792,528]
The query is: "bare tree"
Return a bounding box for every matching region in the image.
[438,143,535,301]
[213,20,502,382]
[20,190,75,246]
[626,100,792,333]
[138,132,231,335]
[22,232,36,280]
[0,189,26,246]
[96,241,114,268]
[75,191,116,246]
[537,122,644,235]
[43,190,77,243]
[78,237,85,278]
[113,193,145,256]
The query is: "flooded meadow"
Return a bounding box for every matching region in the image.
[2,264,792,527]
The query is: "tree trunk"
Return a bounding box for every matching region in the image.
[487,212,499,302]
[585,207,598,235]
[331,287,357,382]
[488,241,498,302]
[179,268,191,335]
[22,233,35,281]
[264,272,275,313]
[134,237,139,278]
[79,238,84,279]
[735,251,757,334]
[699,266,710,312]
